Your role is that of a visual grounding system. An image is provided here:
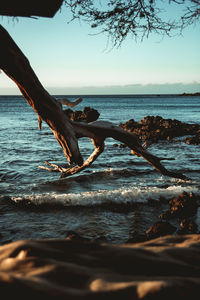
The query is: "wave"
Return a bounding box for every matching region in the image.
[0,170,22,181]
[10,185,199,209]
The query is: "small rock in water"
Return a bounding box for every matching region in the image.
[185,133,200,145]
[119,143,127,148]
[64,107,100,123]
[168,191,198,218]
[65,231,90,242]
[178,218,198,234]
[160,192,198,220]
[146,221,176,239]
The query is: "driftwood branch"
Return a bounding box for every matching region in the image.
[39,136,105,177]
[0,25,83,166]
[57,97,83,108]
[39,120,187,180]
[39,161,69,173]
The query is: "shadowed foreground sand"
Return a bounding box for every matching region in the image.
[0,234,200,299]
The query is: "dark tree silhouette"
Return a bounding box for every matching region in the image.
[65,0,200,46]
[0,0,63,17]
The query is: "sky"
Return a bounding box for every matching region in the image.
[0,3,200,95]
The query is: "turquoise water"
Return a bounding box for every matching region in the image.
[0,95,200,244]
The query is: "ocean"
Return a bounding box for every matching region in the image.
[0,94,200,244]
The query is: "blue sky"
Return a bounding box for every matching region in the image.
[0,3,200,94]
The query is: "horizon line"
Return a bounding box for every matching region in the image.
[0,92,199,97]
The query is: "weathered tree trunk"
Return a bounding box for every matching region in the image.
[40,120,187,180]
[0,25,83,166]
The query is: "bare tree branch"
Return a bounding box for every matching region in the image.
[57,97,83,108]
[64,0,200,46]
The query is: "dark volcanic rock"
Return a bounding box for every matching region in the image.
[180,92,200,96]
[185,133,200,145]
[160,192,198,220]
[178,218,198,234]
[120,115,200,143]
[168,192,198,218]
[146,221,176,239]
[64,106,100,123]
[158,192,199,235]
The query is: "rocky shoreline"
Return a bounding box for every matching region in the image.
[120,191,200,243]
[145,192,199,240]
[120,115,200,145]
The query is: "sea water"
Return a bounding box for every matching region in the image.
[0,95,200,244]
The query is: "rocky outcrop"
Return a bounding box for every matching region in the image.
[120,116,200,144]
[144,192,199,240]
[185,132,200,145]
[64,106,100,123]
[160,192,198,220]
[179,218,198,234]
[179,92,200,97]
[0,235,200,299]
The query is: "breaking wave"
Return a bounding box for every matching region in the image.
[10,185,199,208]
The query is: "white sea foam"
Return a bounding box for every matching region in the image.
[11,185,199,207]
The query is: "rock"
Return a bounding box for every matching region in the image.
[159,192,199,235]
[64,106,100,123]
[159,210,172,220]
[178,218,198,234]
[168,192,198,219]
[185,133,200,145]
[120,115,200,144]
[146,221,176,239]
[119,143,127,148]
[120,118,139,130]
[160,192,198,221]
[82,107,100,122]
[65,231,90,242]
[179,92,200,96]
[66,231,107,244]
[112,143,127,148]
